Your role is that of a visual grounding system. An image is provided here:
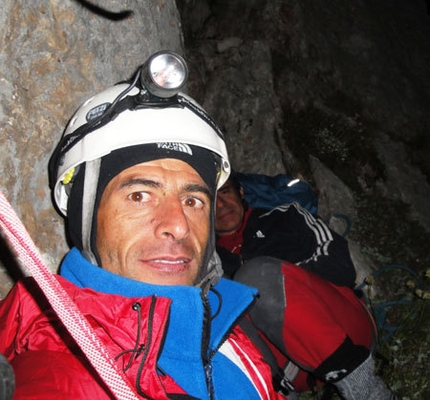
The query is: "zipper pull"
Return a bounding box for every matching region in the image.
[204,362,215,399]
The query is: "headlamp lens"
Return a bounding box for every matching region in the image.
[141,51,188,98]
[150,53,187,89]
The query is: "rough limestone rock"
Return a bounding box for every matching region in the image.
[0,0,183,298]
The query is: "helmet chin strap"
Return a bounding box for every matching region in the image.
[198,251,224,295]
[81,159,101,266]
[195,203,224,295]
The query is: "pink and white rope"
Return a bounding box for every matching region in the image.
[0,189,139,400]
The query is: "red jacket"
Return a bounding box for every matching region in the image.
[0,275,283,399]
[234,258,377,393]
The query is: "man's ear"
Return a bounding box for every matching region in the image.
[239,186,245,199]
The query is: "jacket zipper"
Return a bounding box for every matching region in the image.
[202,291,259,399]
[201,293,215,400]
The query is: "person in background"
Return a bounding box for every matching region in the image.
[216,173,356,287]
[215,174,396,400]
[0,52,282,400]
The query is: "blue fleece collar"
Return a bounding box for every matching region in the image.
[60,248,258,397]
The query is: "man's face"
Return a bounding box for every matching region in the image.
[215,180,245,236]
[96,158,211,286]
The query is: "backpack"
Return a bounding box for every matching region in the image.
[235,172,319,216]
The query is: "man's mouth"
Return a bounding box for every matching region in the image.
[144,258,190,275]
[217,209,234,220]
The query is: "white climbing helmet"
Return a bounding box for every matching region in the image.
[49,51,230,216]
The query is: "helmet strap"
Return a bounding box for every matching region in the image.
[198,251,224,296]
[81,159,101,265]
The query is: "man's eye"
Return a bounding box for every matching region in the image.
[220,187,232,195]
[128,192,149,203]
[184,197,204,208]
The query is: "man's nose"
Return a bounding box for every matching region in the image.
[216,194,227,211]
[154,198,190,241]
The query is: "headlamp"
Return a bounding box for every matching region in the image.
[140,51,188,98]
[49,51,201,189]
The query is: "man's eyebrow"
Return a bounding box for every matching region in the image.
[118,179,211,198]
[184,183,212,199]
[219,183,232,192]
[119,178,161,190]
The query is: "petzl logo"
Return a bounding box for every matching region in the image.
[86,103,109,121]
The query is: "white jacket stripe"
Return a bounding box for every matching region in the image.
[219,338,271,399]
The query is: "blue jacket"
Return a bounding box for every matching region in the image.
[58,248,277,399]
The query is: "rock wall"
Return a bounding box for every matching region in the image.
[2,0,430,298]
[177,0,430,282]
[0,0,183,297]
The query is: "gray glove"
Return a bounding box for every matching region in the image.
[0,354,15,400]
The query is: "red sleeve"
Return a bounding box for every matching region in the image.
[0,280,26,360]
